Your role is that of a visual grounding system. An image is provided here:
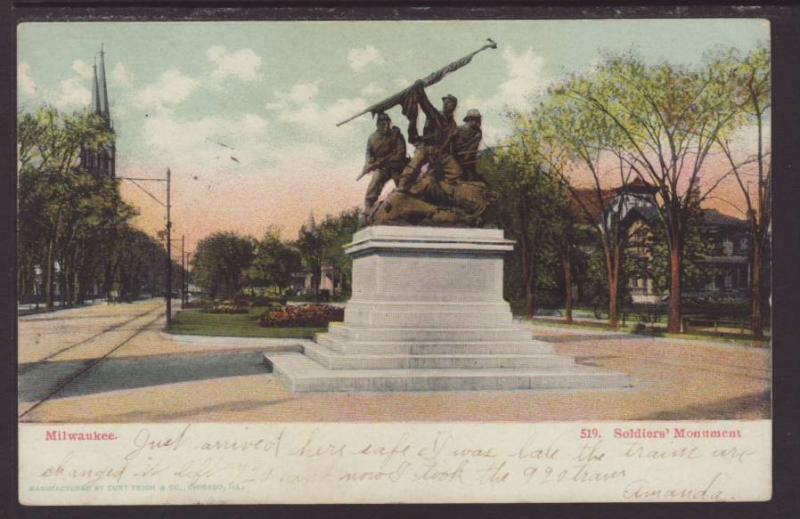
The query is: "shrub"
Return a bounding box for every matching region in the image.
[260,304,344,327]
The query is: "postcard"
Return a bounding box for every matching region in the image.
[17,17,772,505]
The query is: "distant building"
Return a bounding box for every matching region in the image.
[290,262,343,298]
[79,45,116,179]
[570,178,752,305]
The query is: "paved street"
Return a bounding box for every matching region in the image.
[18,300,770,423]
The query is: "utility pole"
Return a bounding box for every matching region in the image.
[181,235,185,308]
[117,170,172,327]
[165,168,172,326]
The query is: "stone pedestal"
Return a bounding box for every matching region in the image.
[265,226,630,392]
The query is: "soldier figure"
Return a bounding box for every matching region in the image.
[397,80,464,192]
[453,109,483,181]
[360,112,408,213]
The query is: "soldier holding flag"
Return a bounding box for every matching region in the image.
[396,81,464,192]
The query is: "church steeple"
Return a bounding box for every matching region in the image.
[98,43,110,120]
[81,45,116,179]
[91,59,101,114]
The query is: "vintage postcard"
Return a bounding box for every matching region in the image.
[16,17,772,505]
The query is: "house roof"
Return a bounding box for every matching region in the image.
[701,209,748,227]
[568,187,746,231]
[569,188,617,223]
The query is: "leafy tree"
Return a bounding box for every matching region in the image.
[712,43,771,337]
[293,209,361,300]
[483,146,567,318]
[17,106,134,307]
[294,214,325,300]
[247,227,302,297]
[192,232,255,299]
[111,227,173,301]
[319,208,360,296]
[556,52,750,332]
[624,188,716,300]
[511,99,635,328]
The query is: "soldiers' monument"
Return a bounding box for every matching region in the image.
[266,40,630,392]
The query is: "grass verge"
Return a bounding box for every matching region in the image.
[168,307,326,339]
[527,317,770,348]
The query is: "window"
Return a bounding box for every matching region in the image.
[722,239,734,256]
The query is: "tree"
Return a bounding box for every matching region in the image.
[192,232,255,299]
[484,146,567,318]
[713,43,771,337]
[517,98,636,329]
[558,52,749,332]
[294,214,324,300]
[17,106,134,308]
[247,227,302,297]
[294,209,360,300]
[624,188,717,302]
[319,208,360,296]
[111,227,173,301]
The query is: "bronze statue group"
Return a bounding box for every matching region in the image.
[358,80,494,227]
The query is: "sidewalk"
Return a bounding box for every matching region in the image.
[20,314,771,423]
[18,298,107,316]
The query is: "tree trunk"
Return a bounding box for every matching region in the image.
[525,281,535,319]
[751,241,763,339]
[563,251,573,324]
[668,237,682,333]
[520,240,535,319]
[45,239,55,310]
[604,242,620,330]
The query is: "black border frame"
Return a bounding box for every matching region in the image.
[3,3,798,518]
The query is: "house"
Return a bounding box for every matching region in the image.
[569,178,752,305]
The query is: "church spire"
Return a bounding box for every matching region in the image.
[98,43,110,119]
[91,58,101,114]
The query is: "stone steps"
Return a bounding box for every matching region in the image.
[304,342,573,370]
[264,352,631,393]
[324,325,533,343]
[315,334,554,355]
[342,309,514,328]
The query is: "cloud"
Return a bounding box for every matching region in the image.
[111,62,135,87]
[272,81,321,104]
[347,45,385,72]
[138,110,270,175]
[497,47,547,109]
[18,62,38,97]
[360,82,385,97]
[55,76,91,109]
[207,45,263,82]
[134,69,199,110]
[265,80,368,136]
[71,59,93,79]
[480,47,547,115]
[239,113,268,134]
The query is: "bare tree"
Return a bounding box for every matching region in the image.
[714,43,770,338]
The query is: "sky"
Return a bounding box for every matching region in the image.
[17,19,769,251]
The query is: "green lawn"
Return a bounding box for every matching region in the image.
[168,307,326,339]
[528,317,770,347]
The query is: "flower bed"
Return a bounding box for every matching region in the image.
[260,304,344,328]
[202,302,249,314]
